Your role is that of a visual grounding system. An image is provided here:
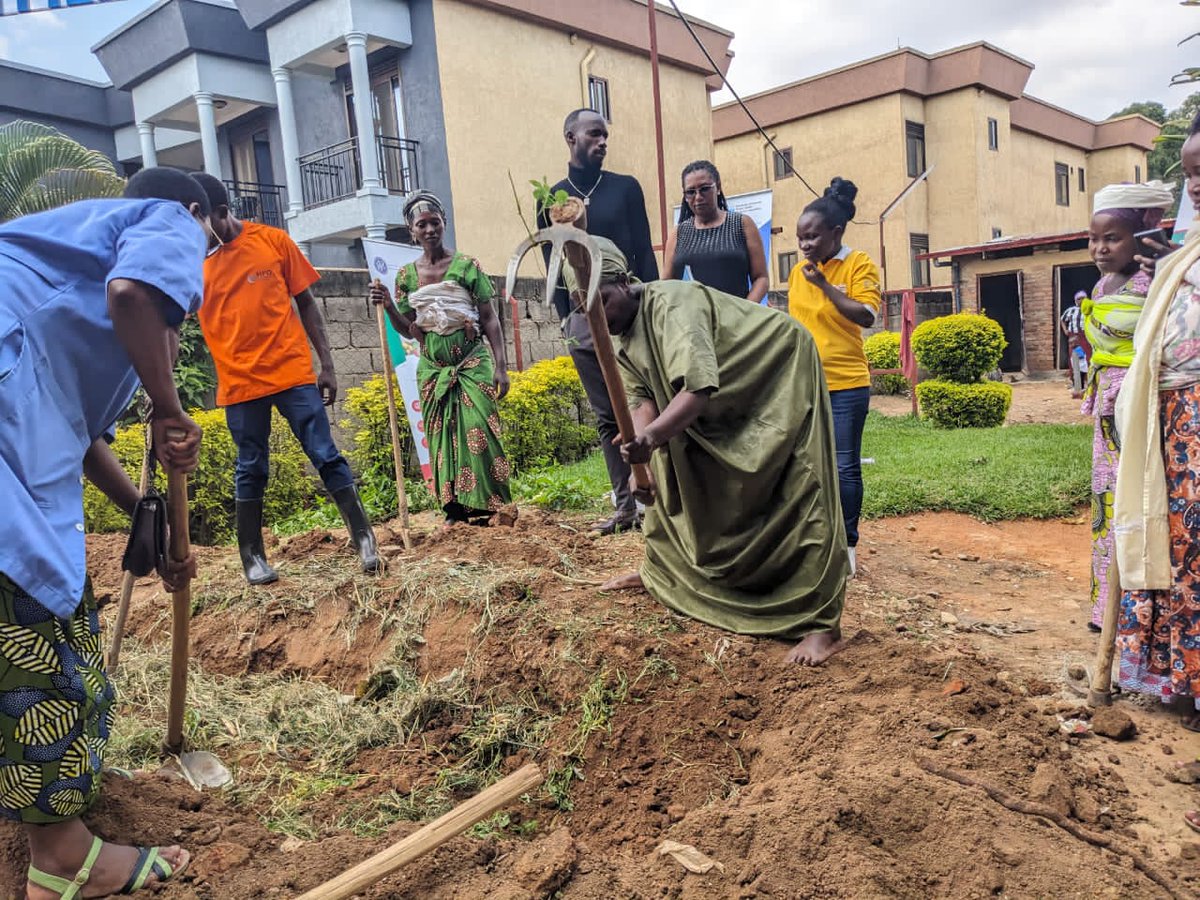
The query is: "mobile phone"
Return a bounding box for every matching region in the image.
[1134,227,1172,259]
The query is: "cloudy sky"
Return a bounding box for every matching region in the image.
[1,0,1197,119]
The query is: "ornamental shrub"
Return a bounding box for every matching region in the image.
[914,379,1013,429]
[500,356,598,471]
[863,331,907,395]
[83,409,319,544]
[910,314,1006,383]
[342,356,598,483]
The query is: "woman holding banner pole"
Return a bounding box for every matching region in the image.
[369,192,513,528]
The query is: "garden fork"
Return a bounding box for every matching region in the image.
[506,225,652,495]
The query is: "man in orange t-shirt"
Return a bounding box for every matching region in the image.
[192,174,378,583]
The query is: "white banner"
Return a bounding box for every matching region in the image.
[361,239,431,487]
[1173,190,1194,244]
[673,188,774,304]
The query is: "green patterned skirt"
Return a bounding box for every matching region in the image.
[419,330,512,516]
[0,572,112,824]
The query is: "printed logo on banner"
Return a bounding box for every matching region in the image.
[362,239,432,487]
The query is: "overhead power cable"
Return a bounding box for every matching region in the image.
[664,0,820,198]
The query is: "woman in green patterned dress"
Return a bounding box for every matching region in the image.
[370,192,513,526]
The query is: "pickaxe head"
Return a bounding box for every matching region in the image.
[505,224,604,314]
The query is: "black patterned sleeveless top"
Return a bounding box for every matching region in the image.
[672,210,752,299]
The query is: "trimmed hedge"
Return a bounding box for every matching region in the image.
[914,379,1013,429]
[911,313,1006,383]
[83,408,319,544]
[340,356,599,487]
[499,356,598,471]
[863,331,907,395]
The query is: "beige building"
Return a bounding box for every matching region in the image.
[712,43,1160,294]
[436,0,733,273]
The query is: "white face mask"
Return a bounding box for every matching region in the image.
[204,219,225,257]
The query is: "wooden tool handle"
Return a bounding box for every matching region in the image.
[164,426,191,755]
[295,764,543,900]
[374,298,412,547]
[1089,557,1122,707]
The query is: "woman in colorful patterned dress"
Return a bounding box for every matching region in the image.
[1114,117,1200,750]
[1080,181,1175,631]
[370,192,513,527]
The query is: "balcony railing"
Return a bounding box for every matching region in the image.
[298,136,420,209]
[379,136,419,195]
[224,180,287,230]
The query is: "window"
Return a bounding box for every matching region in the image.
[774,147,793,180]
[1135,164,1142,183]
[992,227,1003,240]
[588,75,611,122]
[778,251,799,283]
[1078,167,1086,192]
[905,121,926,178]
[1055,162,1070,206]
[909,233,931,288]
[987,117,999,151]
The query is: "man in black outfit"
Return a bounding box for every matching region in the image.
[541,108,659,534]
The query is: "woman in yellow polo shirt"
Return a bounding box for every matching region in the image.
[788,177,881,574]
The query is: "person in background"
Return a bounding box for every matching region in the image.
[664,160,768,302]
[1060,293,1092,398]
[787,177,881,576]
[578,240,848,666]
[540,108,659,535]
[1114,120,1200,760]
[1080,180,1175,632]
[371,192,512,528]
[191,173,379,584]
[1,168,208,899]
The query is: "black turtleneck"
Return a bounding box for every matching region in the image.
[539,163,659,319]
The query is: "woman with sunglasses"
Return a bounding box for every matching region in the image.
[664,160,769,302]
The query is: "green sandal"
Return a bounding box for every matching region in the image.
[27,835,184,898]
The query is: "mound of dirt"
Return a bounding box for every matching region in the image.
[1,515,1190,899]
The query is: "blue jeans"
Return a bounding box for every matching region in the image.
[829,386,870,547]
[225,384,354,501]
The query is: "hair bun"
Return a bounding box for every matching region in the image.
[824,177,858,219]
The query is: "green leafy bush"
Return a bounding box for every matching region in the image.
[910,314,1006,383]
[84,408,319,544]
[914,380,1013,429]
[341,374,420,482]
[863,331,907,395]
[500,357,598,471]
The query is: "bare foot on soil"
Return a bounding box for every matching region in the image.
[785,629,846,666]
[27,827,189,900]
[600,571,645,592]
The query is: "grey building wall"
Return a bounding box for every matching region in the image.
[0,63,133,163]
[398,0,454,245]
[95,0,269,91]
[292,70,349,156]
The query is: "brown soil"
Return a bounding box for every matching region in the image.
[2,511,1197,899]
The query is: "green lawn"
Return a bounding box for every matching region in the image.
[515,413,1093,523]
[862,413,1091,521]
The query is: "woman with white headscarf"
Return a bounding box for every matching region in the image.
[1080,180,1175,632]
[1115,115,1200,738]
[369,192,513,527]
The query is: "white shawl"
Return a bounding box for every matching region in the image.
[1114,227,1200,589]
[408,281,479,336]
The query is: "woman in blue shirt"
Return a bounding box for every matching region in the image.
[1,168,208,898]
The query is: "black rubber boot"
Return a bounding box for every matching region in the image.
[332,485,381,574]
[237,498,279,585]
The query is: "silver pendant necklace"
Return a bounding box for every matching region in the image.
[567,172,604,206]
